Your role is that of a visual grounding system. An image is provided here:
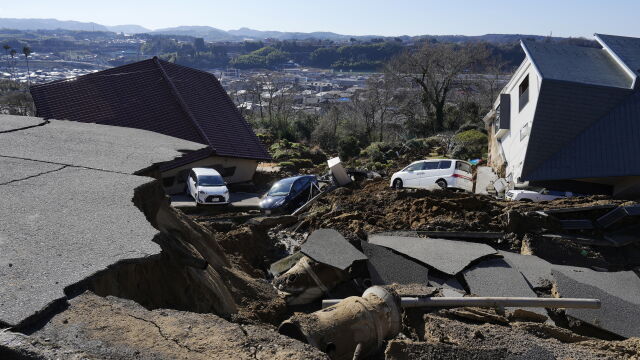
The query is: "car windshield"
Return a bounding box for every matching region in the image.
[197,175,225,187]
[268,178,296,196]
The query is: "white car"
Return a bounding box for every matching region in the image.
[390,159,474,192]
[187,168,230,205]
[505,189,574,202]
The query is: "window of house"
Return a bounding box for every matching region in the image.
[519,75,529,112]
[520,122,530,141]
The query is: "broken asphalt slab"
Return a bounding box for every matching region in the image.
[0,115,207,328]
[368,234,496,276]
[462,258,547,319]
[301,229,367,270]
[360,241,429,286]
[552,266,640,338]
[0,165,160,328]
[498,251,553,289]
[0,116,205,174]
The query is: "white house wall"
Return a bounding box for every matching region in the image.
[494,58,541,187]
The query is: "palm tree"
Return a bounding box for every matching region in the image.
[3,44,11,80]
[22,46,32,87]
[9,48,17,82]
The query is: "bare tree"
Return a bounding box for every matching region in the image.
[388,42,489,133]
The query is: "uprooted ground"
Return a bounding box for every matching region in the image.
[5,177,640,359]
[188,178,640,358]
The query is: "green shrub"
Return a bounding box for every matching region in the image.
[452,130,488,160]
[309,146,328,164]
[360,143,386,163]
[338,136,362,160]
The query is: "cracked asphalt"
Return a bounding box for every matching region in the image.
[0,115,207,328]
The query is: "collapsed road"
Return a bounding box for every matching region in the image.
[0,115,326,359]
[1,114,640,359]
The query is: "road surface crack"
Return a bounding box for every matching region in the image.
[0,165,68,186]
[0,154,131,176]
[0,119,49,134]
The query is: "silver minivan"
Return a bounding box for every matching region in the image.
[390,159,474,192]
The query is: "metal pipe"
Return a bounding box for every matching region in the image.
[322,296,600,309]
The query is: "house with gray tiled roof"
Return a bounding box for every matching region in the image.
[484,34,640,198]
[30,57,270,194]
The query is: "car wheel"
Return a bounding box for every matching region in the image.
[436,179,447,189]
[393,179,403,189]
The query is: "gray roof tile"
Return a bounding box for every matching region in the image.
[523,40,632,88]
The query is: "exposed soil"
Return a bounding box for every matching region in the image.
[28,292,327,360]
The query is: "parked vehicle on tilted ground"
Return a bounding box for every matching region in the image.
[505,189,574,202]
[187,168,230,205]
[390,159,474,192]
[260,175,319,215]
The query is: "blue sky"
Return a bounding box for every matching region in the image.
[1,0,639,37]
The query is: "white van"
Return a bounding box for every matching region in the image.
[187,168,230,205]
[390,159,474,192]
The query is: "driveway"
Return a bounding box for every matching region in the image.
[170,192,261,210]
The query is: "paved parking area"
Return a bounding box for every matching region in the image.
[171,192,261,210]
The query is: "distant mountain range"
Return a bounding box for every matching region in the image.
[0,17,558,43]
[0,18,150,34]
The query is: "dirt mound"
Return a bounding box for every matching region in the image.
[298,180,506,242]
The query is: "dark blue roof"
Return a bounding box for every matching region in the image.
[525,89,640,181]
[521,79,632,180]
[522,41,633,88]
[597,33,640,77]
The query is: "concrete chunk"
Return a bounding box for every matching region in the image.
[360,241,429,286]
[369,235,496,275]
[552,266,640,338]
[301,229,367,270]
[498,251,553,289]
[463,258,546,319]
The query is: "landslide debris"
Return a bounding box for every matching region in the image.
[296,180,640,268]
